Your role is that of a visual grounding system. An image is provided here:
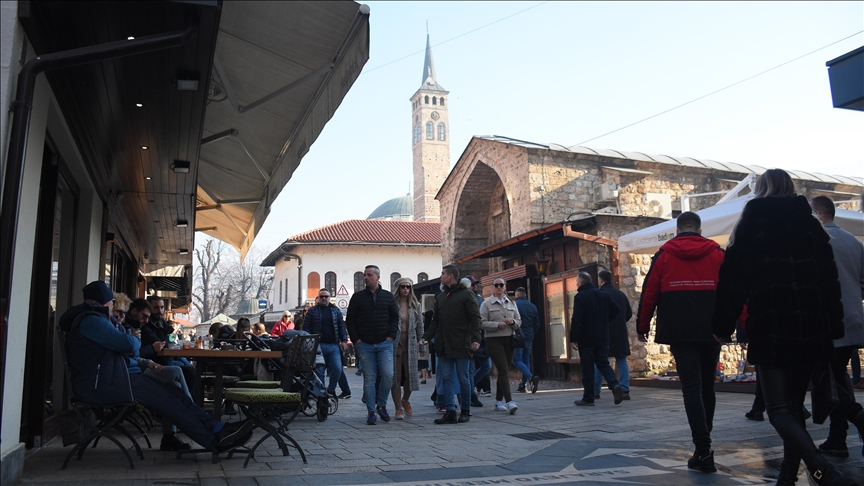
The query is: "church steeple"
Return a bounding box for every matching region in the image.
[420,33,445,92]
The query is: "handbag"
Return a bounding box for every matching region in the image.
[512,327,526,349]
[810,361,840,425]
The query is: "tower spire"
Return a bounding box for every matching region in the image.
[420,30,444,91]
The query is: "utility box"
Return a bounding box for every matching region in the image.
[593,181,618,203]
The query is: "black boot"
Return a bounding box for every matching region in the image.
[471,393,483,407]
[434,410,458,424]
[458,410,470,423]
[807,464,855,486]
[775,459,799,486]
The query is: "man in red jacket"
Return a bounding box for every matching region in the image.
[637,211,725,474]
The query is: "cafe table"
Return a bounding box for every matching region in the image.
[159,348,282,420]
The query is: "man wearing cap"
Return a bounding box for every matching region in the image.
[59,281,254,452]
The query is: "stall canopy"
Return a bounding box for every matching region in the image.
[195,2,370,259]
[619,195,864,254]
[200,313,237,326]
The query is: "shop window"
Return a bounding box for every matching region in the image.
[307,272,320,299]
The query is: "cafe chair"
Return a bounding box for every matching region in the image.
[56,326,147,470]
[224,333,321,467]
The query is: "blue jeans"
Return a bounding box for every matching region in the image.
[512,338,534,385]
[356,341,394,412]
[594,356,630,393]
[473,356,491,389]
[437,355,472,412]
[315,342,343,395]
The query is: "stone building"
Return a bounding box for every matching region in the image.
[437,135,863,380]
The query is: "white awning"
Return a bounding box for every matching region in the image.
[195,2,370,259]
[618,196,864,254]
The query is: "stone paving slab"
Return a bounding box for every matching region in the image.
[18,372,864,485]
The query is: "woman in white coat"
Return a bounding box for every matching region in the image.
[480,277,521,414]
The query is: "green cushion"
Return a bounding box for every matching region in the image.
[235,380,281,389]
[224,389,302,403]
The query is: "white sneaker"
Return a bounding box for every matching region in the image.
[479,390,491,397]
[495,400,507,411]
[507,401,518,414]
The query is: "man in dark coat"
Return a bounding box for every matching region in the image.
[422,265,482,424]
[638,211,725,473]
[514,287,541,394]
[570,272,623,406]
[346,265,399,425]
[593,270,633,400]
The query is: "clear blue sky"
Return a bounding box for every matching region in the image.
[223,1,864,258]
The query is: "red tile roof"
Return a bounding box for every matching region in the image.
[261,220,440,266]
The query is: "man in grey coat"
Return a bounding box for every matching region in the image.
[810,196,864,458]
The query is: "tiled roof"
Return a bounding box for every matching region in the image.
[261,220,440,266]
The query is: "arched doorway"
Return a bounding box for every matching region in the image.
[451,161,511,275]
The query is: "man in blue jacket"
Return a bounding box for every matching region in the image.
[570,272,623,406]
[60,281,254,452]
[305,288,349,399]
[513,287,541,394]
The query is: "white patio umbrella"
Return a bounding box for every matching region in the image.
[618,196,864,254]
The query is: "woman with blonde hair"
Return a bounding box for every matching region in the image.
[713,168,854,485]
[390,277,423,420]
[481,277,521,414]
[112,292,131,328]
[270,310,294,337]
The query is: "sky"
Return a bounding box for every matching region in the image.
[205,1,864,259]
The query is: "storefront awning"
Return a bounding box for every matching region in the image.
[195,2,370,259]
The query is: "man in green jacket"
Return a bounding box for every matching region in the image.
[422,265,482,424]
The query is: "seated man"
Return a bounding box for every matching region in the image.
[60,281,254,452]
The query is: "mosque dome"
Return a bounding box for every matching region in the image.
[367,194,413,221]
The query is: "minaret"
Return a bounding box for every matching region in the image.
[410,32,450,223]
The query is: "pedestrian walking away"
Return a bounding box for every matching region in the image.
[346,265,399,425]
[712,169,855,485]
[570,272,623,407]
[638,211,725,474]
[593,270,632,401]
[513,287,541,394]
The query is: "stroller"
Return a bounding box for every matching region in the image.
[249,331,338,422]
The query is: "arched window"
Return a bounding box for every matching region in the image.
[418,272,428,283]
[426,121,433,140]
[279,280,283,305]
[440,97,445,106]
[438,122,446,141]
[325,272,337,297]
[424,95,429,104]
[390,272,401,290]
[307,272,320,299]
[432,96,437,105]
[354,271,364,293]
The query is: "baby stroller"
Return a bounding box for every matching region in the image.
[254,331,338,422]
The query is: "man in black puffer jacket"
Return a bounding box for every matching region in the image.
[346,265,398,425]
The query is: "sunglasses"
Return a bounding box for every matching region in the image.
[493,283,505,288]
[319,295,330,299]
[115,310,126,316]
[399,285,411,290]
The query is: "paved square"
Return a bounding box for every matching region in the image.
[20,372,864,485]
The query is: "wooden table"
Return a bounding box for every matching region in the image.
[159,348,282,420]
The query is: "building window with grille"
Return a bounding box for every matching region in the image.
[426,121,433,140]
[354,271,364,293]
[279,280,283,305]
[418,272,428,283]
[285,278,288,305]
[390,272,401,290]
[438,123,445,141]
[325,272,337,297]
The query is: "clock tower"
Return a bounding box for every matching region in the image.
[410,33,450,223]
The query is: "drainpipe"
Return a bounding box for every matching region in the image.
[281,249,303,308]
[0,22,198,434]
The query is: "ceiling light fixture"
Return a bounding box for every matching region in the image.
[127,36,135,40]
[178,249,189,255]
[141,145,148,150]
[175,220,188,228]
[135,103,143,107]
[145,176,151,180]
[171,160,190,173]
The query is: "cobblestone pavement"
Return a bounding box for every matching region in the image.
[20,370,864,485]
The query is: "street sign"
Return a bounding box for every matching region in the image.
[336,285,349,296]
[337,298,348,309]
[258,299,268,309]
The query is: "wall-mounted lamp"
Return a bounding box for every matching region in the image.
[176,73,199,91]
[178,249,189,255]
[535,258,549,277]
[175,220,188,228]
[171,160,190,173]
[106,232,115,243]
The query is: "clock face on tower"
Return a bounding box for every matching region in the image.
[430,112,440,120]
